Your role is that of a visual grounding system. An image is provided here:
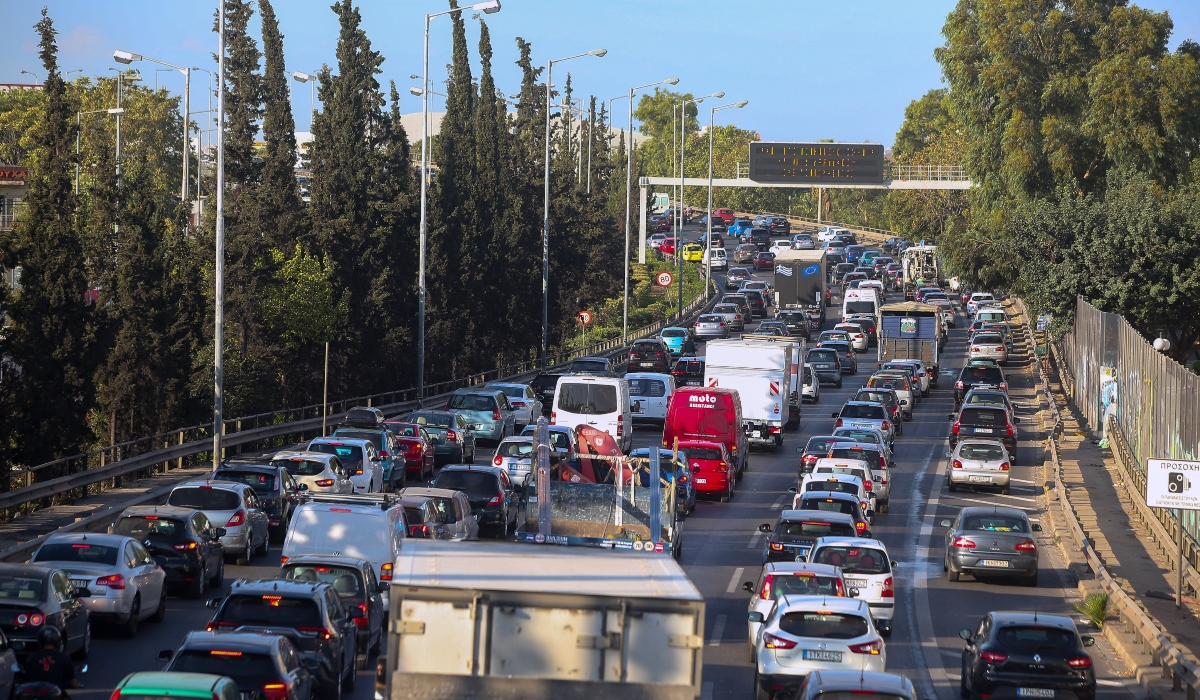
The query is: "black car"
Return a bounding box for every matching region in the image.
[765,216,791,234]
[797,435,844,477]
[431,465,519,537]
[793,492,872,536]
[278,555,385,671]
[112,505,225,598]
[530,373,562,414]
[744,227,771,249]
[949,405,1019,460]
[628,338,672,373]
[213,461,302,541]
[0,564,90,663]
[959,612,1096,700]
[707,233,724,248]
[206,579,357,699]
[742,289,768,319]
[671,356,705,387]
[725,267,751,290]
[758,511,859,564]
[160,631,315,700]
[854,388,904,429]
[846,313,878,344]
[775,309,812,341]
[833,262,857,281]
[883,237,903,254]
[955,364,1008,406]
[566,356,616,377]
[818,340,857,374]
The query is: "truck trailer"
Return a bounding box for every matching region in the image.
[773,249,827,308]
[877,301,942,384]
[704,337,797,448]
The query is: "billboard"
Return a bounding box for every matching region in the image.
[749,142,885,185]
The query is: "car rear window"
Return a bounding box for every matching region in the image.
[388,424,421,438]
[673,359,704,375]
[274,458,328,477]
[959,408,1006,426]
[335,429,384,450]
[410,413,453,428]
[869,376,908,392]
[714,305,738,314]
[568,360,608,374]
[963,515,1027,532]
[498,441,533,458]
[169,650,280,687]
[812,546,890,574]
[960,442,1006,460]
[995,626,1079,652]
[279,565,364,599]
[832,429,881,446]
[686,447,723,460]
[698,315,723,323]
[808,350,838,363]
[840,404,885,419]
[804,481,860,496]
[973,334,1003,345]
[34,543,120,566]
[307,443,365,471]
[557,382,619,414]
[214,470,278,493]
[800,497,857,515]
[765,573,841,598]
[855,392,893,405]
[661,328,686,338]
[219,594,322,628]
[434,471,499,496]
[168,487,241,511]
[114,516,185,539]
[448,394,497,411]
[629,378,667,397]
[804,437,841,454]
[489,385,526,398]
[778,520,857,537]
[844,301,876,314]
[779,611,869,639]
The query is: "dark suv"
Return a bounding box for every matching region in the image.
[758,510,859,564]
[742,289,768,318]
[954,364,1008,407]
[530,373,562,414]
[628,339,672,373]
[159,631,315,700]
[278,555,385,671]
[671,356,705,387]
[775,309,812,340]
[112,505,226,598]
[205,579,357,698]
[949,405,1019,461]
[212,461,302,541]
[431,465,518,537]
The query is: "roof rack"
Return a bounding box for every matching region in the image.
[297,492,399,509]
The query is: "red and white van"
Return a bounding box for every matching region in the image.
[663,387,748,479]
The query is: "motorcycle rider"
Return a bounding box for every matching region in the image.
[22,627,78,693]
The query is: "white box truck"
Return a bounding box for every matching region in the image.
[383,539,705,700]
[703,337,796,448]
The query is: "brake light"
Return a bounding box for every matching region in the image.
[1015,540,1037,552]
[261,684,289,700]
[803,455,818,466]
[206,621,237,631]
[550,411,557,422]
[835,418,843,427]
[1005,423,1015,437]
[760,575,773,600]
[493,455,503,466]
[952,537,976,549]
[173,541,199,551]
[879,455,887,469]
[952,459,963,469]
[511,401,525,408]
[380,562,393,581]
[280,556,289,564]
[410,524,431,538]
[881,576,894,598]
[297,626,333,641]
[849,639,882,655]
[971,348,979,353]
[1000,382,1008,391]
[955,381,964,389]
[952,421,960,435]
[718,461,727,472]
[15,613,45,626]
[328,507,351,512]
[314,479,334,487]
[352,601,369,628]
[226,509,246,527]
[881,421,889,431]
[770,542,784,551]
[1067,656,1092,669]
[862,480,873,491]
[616,420,624,437]
[487,492,504,506]
[980,651,1007,663]
[768,426,780,434]
[446,429,457,441]
[855,521,868,534]
[763,632,797,650]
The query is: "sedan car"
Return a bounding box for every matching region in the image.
[969,332,1009,365]
[271,450,355,494]
[818,340,858,375]
[484,382,543,428]
[753,251,776,271]
[445,389,517,442]
[711,303,746,332]
[396,487,480,540]
[212,461,302,541]
[492,436,535,488]
[111,506,225,599]
[725,266,751,289]
[167,481,270,566]
[944,506,1040,585]
[948,439,1013,493]
[31,533,166,638]
[406,410,477,465]
[158,631,315,700]
[0,564,90,663]
[742,562,846,658]
[959,612,1096,700]
[693,314,730,340]
[833,323,868,352]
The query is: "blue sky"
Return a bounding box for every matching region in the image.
[3,0,1198,148]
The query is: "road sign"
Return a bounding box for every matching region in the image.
[656,271,674,287]
[577,310,592,326]
[1146,458,1200,510]
[749,142,885,185]
[1036,313,1052,331]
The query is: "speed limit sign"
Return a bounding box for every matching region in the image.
[656,271,674,287]
[577,310,593,326]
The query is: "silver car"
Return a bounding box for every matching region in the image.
[711,303,746,332]
[31,532,166,637]
[969,332,1009,365]
[693,314,730,339]
[947,439,1012,493]
[396,487,480,540]
[493,436,535,487]
[167,481,271,565]
[943,505,1040,585]
[832,401,895,446]
[271,450,356,494]
[484,383,543,428]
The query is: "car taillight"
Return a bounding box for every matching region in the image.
[881,421,889,431]
[863,480,873,491]
[881,576,894,598]
[1006,423,1015,437]
[769,542,784,551]
[280,556,289,564]
[803,455,818,466]
[952,459,963,469]
[616,421,623,437]
[1000,462,1010,471]
[487,492,504,506]
[952,537,976,549]
[410,524,431,538]
[763,632,797,650]
[226,509,246,527]
[297,626,333,641]
[174,541,199,551]
[446,429,457,441]
[952,421,960,435]
[980,651,1007,663]
[492,410,501,420]
[1067,656,1093,669]
[879,455,887,469]
[314,479,334,486]
[835,418,843,427]
[493,455,503,466]
[846,352,853,359]
[261,684,289,700]
[550,411,557,422]
[855,521,868,534]
[206,621,237,631]
[768,426,780,434]
[1000,382,1008,391]
[955,381,964,389]
[380,562,393,581]
[379,451,390,459]
[971,347,979,353]
[15,613,45,627]
[511,401,525,408]
[849,639,882,655]
[1015,540,1037,552]
[718,461,727,472]
[695,322,701,327]
[352,602,369,627]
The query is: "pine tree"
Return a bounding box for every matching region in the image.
[257,0,304,251]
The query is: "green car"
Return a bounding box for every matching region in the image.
[112,673,239,700]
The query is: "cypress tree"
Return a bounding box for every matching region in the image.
[0,8,92,472]
[257,0,304,251]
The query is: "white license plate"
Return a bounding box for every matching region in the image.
[752,430,761,438]
[695,478,707,484]
[974,428,994,434]
[640,362,655,367]
[968,475,993,483]
[852,423,874,429]
[844,579,868,588]
[802,649,843,662]
[70,579,91,590]
[979,559,1011,567]
[1016,690,1055,698]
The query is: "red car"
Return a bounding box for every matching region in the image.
[712,208,734,225]
[680,440,735,502]
[753,251,776,271]
[659,238,679,255]
[653,217,672,232]
[383,421,435,481]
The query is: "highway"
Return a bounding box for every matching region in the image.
[64,221,1137,700]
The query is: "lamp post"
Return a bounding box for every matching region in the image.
[19,70,39,84]
[291,71,317,128]
[621,77,679,340]
[75,107,124,194]
[541,47,607,367]
[675,92,724,314]
[212,1,227,471]
[114,50,191,205]
[419,0,502,394]
[706,100,748,300]
[106,68,140,188]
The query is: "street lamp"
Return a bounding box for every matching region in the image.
[114,49,192,204]
[75,108,124,193]
[291,71,317,126]
[670,92,722,247]
[675,92,723,316]
[20,70,39,83]
[703,100,748,300]
[621,77,679,339]
[541,47,606,367]
[418,0,503,396]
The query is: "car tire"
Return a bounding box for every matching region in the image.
[71,622,90,661]
[835,378,843,388]
[960,666,971,698]
[235,545,250,567]
[210,557,225,588]
[257,532,270,558]
[1024,571,1039,587]
[754,673,771,700]
[152,586,167,623]
[189,567,207,599]
[948,567,960,582]
[1001,485,1011,495]
[948,480,957,492]
[121,595,141,638]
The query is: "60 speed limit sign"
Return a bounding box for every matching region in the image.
[577,310,593,326]
[656,271,674,287]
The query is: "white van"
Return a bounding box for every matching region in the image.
[281,495,406,611]
[842,288,880,324]
[625,372,673,424]
[552,376,632,453]
[702,247,727,270]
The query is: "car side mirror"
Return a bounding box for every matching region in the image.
[213,527,227,538]
[866,510,875,519]
[787,487,798,494]
[831,412,840,418]
[205,598,223,609]
[759,523,773,533]
[1031,523,1042,532]
[747,612,765,623]
[299,483,309,491]
[958,629,973,641]
[900,400,908,405]
[1082,636,1095,647]
[795,447,805,454]
[157,649,175,662]
[940,519,952,527]
[1012,416,1021,423]
[891,560,899,567]
[741,582,755,593]
[948,414,956,420]
[155,555,168,568]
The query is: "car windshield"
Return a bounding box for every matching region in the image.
[34,543,120,566]
[779,611,869,639]
[409,413,453,428]
[661,329,686,338]
[214,470,277,493]
[279,565,364,600]
[434,471,498,496]
[219,594,322,628]
[995,626,1079,653]
[778,520,856,537]
[273,458,328,477]
[628,378,667,397]
[114,516,185,539]
[841,404,885,419]
[448,394,497,411]
[813,546,890,574]
[959,443,1006,461]
[169,650,280,687]
[959,408,1006,426]
[168,487,240,511]
[767,574,841,598]
[844,301,876,314]
[307,443,364,472]
[335,429,384,450]
[557,383,618,414]
[963,515,1028,533]
[0,575,45,601]
[498,442,533,458]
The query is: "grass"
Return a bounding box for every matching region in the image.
[1073,593,1110,628]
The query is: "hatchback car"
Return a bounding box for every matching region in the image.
[0,564,90,663]
[212,461,302,541]
[795,473,873,514]
[332,421,402,489]
[32,533,166,638]
[883,359,933,394]
[483,383,543,428]
[492,436,535,488]
[693,314,729,340]
[742,289,768,318]
[277,555,385,669]
[866,374,915,420]
[948,439,1013,494]
[396,487,479,540]
[445,389,516,442]
[530,373,562,413]
[168,481,271,566]
[755,321,790,337]
[853,388,904,431]
[809,537,897,636]
[158,631,315,700]
[775,309,811,340]
[380,421,435,483]
[969,332,1009,365]
[398,495,445,539]
[833,323,868,352]
[805,348,843,387]
[725,267,752,289]
[753,251,776,271]
[626,372,673,424]
[111,506,226,599]
[800,364,820,404]
[306,437,386,492]
[943,506,1040,585]
[658,327,689,357]
[711,303,747,332]
[406,410,477,465]
[721,294,753,320]
[949,405,1019,462]
[681,242,704,262]
[818,340,858,374]
[678,440,735,502]
[793,492,873,536]
[833,400,895,444]
[271,451,355,495]
[671,356,706,387]
[431,465,519,537]
[759,510,860,564]
[799,671,917,700]
[958,611,1096,700]
[111,672,238,700]
[743,562,846,659]
[797,436,843,476]
[627,339,673,372]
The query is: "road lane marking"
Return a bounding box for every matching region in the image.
[701,681,713,700]
[747,531,762,549]
[771,494,787,510]
[709,614,726,646]
[944,494,1039,509]
[727,567,745,593]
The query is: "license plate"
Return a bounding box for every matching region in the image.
[979,559,1011,567]
[844,579,868,588]
[852,423,874,429]
[1016,690,1055,698]
[640,362,655,367]
[695,478,707,484]
[752,431,761,438]
[975,428,994,434]
[70,579,91,590]
[802,650,843,662]
[969,476,992,483]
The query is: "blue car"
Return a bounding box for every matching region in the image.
[727,218,753,240]
[658,327,689,357]
[446,388,516,443]
[629,447,696,518]
[331,424,403,489]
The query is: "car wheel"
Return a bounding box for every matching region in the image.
[235,544,250,567]
[948,567,961,583]
[120,595,141,638]
[343,659,356,691]
[960,665,971,698]
[754,673,771,700]
[152,586,167,622]
[835,378,843,388]
[1001,485,1011,495]
[71,622,90,661]
[189,567,207,599]
[257,532,270,558]
[210,556,225,588]
[1024,571,1039,587]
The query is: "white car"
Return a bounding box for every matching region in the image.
[795,473,873,516]
[966,292,995,316]
[492,436,534,487]
[833,323,869,353]
[865,374,915,420]
[791,235,816,250]
[271,450,355,494]
[968,332,1009,365]
[750,595,886,697]
[702,247,728,270]
[306,436,384,494]
[809,537,897,637]
[801,363,820,404]
[626,372,674,423]
[32,532,167,637]
[485,382,543,427]
[947,438,1012,493]
[167,481,271,565]
[649,233,667,249]
[817,226,850,242]
[743,562,847,660]
[769,241,791,257]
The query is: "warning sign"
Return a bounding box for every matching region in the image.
[656,271,674,287]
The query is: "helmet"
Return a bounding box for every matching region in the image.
[36,626,62,650]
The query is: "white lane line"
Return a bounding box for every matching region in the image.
[701,681,714,700]
[907,440,958,700]
[727,567,746,594]
[709,614,727,646]
[944,494,1039,509]
[747,531,762,549]
[771,494,787,510]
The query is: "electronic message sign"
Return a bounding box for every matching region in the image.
[749,142,885,185]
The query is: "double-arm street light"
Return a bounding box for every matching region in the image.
[704,100,748,299]
[674,91,724,316]
[621,77,679,340]
[418,0,502,397]
[114,50,192,204]
[540,47,607,366]
[75,107,125,194]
